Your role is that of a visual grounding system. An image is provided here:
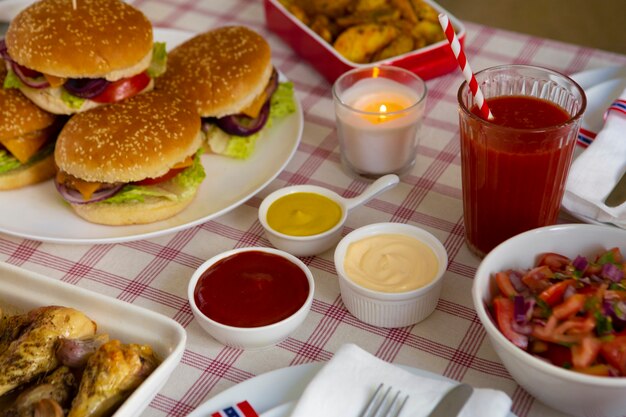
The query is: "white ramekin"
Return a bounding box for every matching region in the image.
[188,247,314,349]
[334,222,448,328]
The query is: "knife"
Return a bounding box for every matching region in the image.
[605,171,626,207]
[427,383,474,417]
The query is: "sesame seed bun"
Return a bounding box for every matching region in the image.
[55,91,202,183]
[0,63,57,140]
[5,0,153,79]
[68,192,197,226]
[156,26,272,118]
[0,64,59,189]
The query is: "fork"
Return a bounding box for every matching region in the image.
[359,383,409,417]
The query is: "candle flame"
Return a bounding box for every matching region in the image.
[379,104,388,113]
[372,67,380,78]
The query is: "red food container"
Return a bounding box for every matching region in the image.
[263,0,466,83]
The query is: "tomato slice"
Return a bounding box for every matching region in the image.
[540,342,572,367]
[521,266,553,291]
[600,335,626,376]
[493,296,528,349]
[552,294,586,320]
[495,271,518,298]
[539,279,575,306]
[91,72,151,104]
[134,167,186,186]
[538,253,571,271]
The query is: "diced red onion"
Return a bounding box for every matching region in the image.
[509,270,526,292]
[215,100,271,137]
[572,255,588,271]
[602,263,624,282]
[511,321,532,335]
[11,61,49,88]
[64,78,110,99]
[514,295,525,323]
[55,181,123,204]
[563,285,576,300]
[589,274,604,283]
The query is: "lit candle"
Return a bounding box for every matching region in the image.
[333,67,427,178]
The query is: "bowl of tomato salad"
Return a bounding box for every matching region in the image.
[472,224,626,417]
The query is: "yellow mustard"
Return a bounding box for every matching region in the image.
[344,234,439,292]
[267,192,342,236]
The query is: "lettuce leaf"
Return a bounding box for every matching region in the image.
[0,150,22,174]
[61,89,85,110]
[147,42,167,78]
[99,150,205,205]
[3,70,22,89]
[270,81,296,119]
[207,81,296,159]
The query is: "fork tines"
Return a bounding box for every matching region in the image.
[360,383,409,417]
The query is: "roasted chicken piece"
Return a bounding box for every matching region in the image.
[0,309,32,356]
[0,366,77,417]
[0,306,96,396]
[68,340,159,417]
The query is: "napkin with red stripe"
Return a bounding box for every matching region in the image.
[290,344,511,417]
[563,88,626,228]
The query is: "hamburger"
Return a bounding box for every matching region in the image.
[156,26,296,159]
[54,91,205,225]
[1,0,166,115]
[0,63,63,189]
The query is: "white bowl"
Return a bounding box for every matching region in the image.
[188,247,314,349]
[258,175,399,257]
[334,222,448,328]
[472,224,626,417]
[0,262,186,417]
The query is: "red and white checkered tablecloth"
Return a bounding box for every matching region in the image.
[2,1,626,416]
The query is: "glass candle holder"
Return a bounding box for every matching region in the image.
[332,66,427,180]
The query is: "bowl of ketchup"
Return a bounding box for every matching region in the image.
[188,247,314,349]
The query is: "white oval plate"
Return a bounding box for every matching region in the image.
[187,362,517,417]
[0,28,303,244]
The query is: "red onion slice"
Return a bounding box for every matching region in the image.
[602,263,624,282]
[55,181,123,204]
[0,39,9,61]
[64,78,111,99]
[11,61,50,89]
[215,100,271,137]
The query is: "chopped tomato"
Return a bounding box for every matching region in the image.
[521,266,553,291]
[134,167,186,186]
[493,296,528,349]
[495,272,518,298]
[539,279,575,306]
[600,335,626,375]
[571,336,601,368]
[574,364,611,376]
[552,294,586,320]
[539,343,572,367]
[91,72,150,104]
[538,253,571,271]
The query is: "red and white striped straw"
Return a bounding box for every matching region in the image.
[438,13,494,121]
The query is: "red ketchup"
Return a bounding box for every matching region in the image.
[461,96,574,255]
[193,251,309,328]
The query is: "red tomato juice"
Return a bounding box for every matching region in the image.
[460,96,576,256]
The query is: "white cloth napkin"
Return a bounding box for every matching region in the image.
[563,87,626,228]
[290,344,511,417]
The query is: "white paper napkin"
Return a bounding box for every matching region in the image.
[290,344,511,417]
[563,88,626,228]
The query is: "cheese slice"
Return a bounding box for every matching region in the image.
[56,171,105,201]
[0,130,49,163]
[44,74,66,88]
[171,155,194,169]
[240,91,267,119]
